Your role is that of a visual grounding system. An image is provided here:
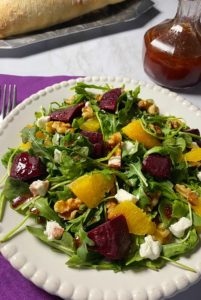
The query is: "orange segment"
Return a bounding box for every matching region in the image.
[122,119,161,149]
[190,197,201,216]
[184,148,201,162]
[69,172,115,208]
[109,201,156,235]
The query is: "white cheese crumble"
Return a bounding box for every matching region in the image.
[36,116,50,128]
[44,221,64,240]
[169,217,192,238]
[108,155,121,169]
[139,235,161,260]
[29,180,49,197]
[197,171,201,182]
[54,149,62,164]
[123,141,136,155]
[115,189,136,203]
[84,101,90,107]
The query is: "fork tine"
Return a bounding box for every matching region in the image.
[5,84,12,116]
[2,84,7,119]
[12,84,17,110]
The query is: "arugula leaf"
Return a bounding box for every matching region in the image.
[192,212,201,227]
[27,226,75,256]
[1,148,19,168]
[0,192,6,221]
[133,186,150,208]
[34,197,62,224]
[96,111,117,141]
[72,82,109,102]
[158,199,174,227]
[67,254,121,271]
[117,87,141,127]
[149,180,177,200]
[3,177,30,202]
[76,227,94,261]
[126,161,148,187]
[21,127,53,161]
[172,200,189,218]
[162,229,199,258]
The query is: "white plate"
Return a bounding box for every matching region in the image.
[0,76,201,300]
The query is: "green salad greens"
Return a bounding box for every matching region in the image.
[1,82,201,272]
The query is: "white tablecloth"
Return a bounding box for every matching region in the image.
[0,0,200,299]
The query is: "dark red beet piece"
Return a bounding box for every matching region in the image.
[184,128,201,147]
[184,128,200,136]
[50,103,84,123]
[88,215,131,260]
[99,88,122,113]
[80,130,103,143]
[10,152,46,181]
[142,154,172,179]
[80,130,104,158]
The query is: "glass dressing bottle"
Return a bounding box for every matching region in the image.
[143,0,201,89]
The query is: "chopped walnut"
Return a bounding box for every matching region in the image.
[153,223,172,244]
[54,198,82,220]
[149,124,163,136]
[138,99,159,115]
[169,119,183,129]
[82,104,94,119]
[107,132,122,147]
[106,200,117,219]
[95,94,102,102]
[138,99,153,110]
[45,121,74,134]
[175,184,199,205]
[147,104,159,115]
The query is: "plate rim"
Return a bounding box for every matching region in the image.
[0,76,201,300]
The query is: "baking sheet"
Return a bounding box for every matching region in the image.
[0,0,154,49]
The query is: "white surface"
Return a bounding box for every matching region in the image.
[0,0,201,299]
[0,77,201,300]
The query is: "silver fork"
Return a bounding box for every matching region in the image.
[0,84,17,122]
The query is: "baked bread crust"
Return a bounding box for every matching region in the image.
[0,0,125,38]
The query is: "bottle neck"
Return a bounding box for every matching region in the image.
[175,0,201,21]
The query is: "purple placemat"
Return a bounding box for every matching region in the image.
[0,74,80,300]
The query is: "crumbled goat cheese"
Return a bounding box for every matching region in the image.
[123,141,136,155]
[197,171,201,182]
[108,155,121,169]
[54,149,62,164]
[44,221,64,240]
[29,180,49,197]
[36,116,50,128]
[139,235,161,260]
[169,217,192,238]
[84,101,90,107]
[115,189,136,203]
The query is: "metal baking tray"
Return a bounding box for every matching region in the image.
[0,0,154,49]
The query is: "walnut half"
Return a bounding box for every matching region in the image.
[54,198,82,220]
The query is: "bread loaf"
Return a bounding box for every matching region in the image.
[0,0,125,38]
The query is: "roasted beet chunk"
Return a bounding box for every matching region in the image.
[50,103,84,123]
[10,152,46,181]
[184,128,201,147]
[88,215,131,260]
[80,130,104,158]
[81,130,103,144]
[99,88,122,113]
[142,154,172,179]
